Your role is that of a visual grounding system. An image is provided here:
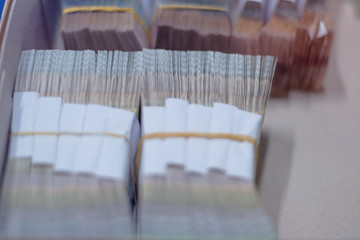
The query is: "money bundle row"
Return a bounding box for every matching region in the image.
[1,49,277,239]
[56,0,333,95]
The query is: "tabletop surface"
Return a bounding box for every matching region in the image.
[259,2,360,239]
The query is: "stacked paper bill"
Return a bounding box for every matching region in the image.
[1,49,277,239]
[0,49,142,239]
[138,49,277,239]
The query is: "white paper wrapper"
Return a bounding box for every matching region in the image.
[75,104,109,174]
[226,109,262,181]
[165,98,188,167]
[55,103,86,173]
[141,106,166,176]
[186,104,212,174]
[206,102,237,172]
[9,92,38,159]
[96,108,136,180]
[33,97,62,165]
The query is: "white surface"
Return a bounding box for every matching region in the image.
[259,3,360,239]
[55,103,86,172]
[9,92,38,159]
[165,98,188,167]
[96,108,135,180]
[186,104,212,174]
[75,104,109,174]
[141,106,166,176]
[226,110,262,181]
[317,21,328,39]
[206,102,237,171]
[33,97,62,165]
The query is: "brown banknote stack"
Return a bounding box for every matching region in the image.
[231,0,264,55]
[290,0,334,91]
[60,0,150,51]
[260,0,298,96]
[152,1,232,52]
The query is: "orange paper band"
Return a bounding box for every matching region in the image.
[12,131,129,143]
[135,132,258,179]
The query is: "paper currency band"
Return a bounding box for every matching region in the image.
[127,107,139,116]
[135,132,258,180]
[62,6,151,40]
[158,4,229,13]
[152,4,231,37]
[11,131,129,143]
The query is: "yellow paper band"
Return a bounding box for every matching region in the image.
[62,6,150,41]
[135,132,258,179]
[158,4,228,13]
[12,131,129,143]
[126,107,140,116]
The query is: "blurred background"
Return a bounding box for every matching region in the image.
[259,1,360,238]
